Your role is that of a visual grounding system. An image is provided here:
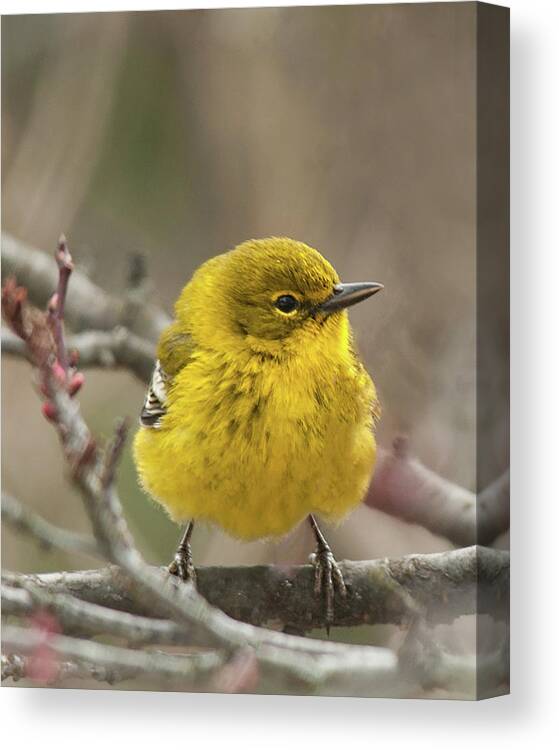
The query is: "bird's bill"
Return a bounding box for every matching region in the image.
[318,281,384,314]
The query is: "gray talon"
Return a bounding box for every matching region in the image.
[168,549,197,585]
[311,546,346,627]
[168,521,196,585]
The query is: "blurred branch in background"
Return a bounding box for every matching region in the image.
[2,327,155,383]
[1,624,226,689]
[1,232,170,341]
[1,491,102,561]
[368,439,510,547]
[1,235,509,697]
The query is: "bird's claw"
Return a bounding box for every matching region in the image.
[309,545,347,630]
[168,548,197,586]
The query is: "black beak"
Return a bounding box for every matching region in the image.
[318,281,384,314]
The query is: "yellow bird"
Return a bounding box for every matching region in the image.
[133,237,382,622]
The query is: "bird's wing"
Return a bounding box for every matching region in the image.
[139,359,170,428]
[139,325,195,429]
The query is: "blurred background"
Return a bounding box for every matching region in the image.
[1,4,506,670]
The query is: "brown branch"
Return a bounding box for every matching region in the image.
[47,234,74,373]
[1,278,54,368]
[366,438,510,546]
[2,546,509,631]
[1,231,170,342]
[0,575,399,662]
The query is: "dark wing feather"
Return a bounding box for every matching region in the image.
[140,327,195,429]
[140,360,169,428]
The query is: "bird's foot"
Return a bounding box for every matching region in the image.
[168,546,197,586]
[309,544,347,632]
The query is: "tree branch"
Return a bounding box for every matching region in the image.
[2,326,155,383]
[2,546,508,631]
[366,438,510,546]
[1,614,506,697]
[2,492,103,561]
[1,652,137,685]
[1,625,225,689]
[2,581,195,647]
[1,232,170,342]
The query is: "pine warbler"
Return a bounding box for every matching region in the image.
[133,237,382,623]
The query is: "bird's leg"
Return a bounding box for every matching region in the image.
[168,521,197,585]
[308,514,347,630]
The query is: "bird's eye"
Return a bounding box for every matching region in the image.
[274,294,299,314]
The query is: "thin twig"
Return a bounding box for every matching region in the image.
[47,234,74,373]
[101,418,130,489]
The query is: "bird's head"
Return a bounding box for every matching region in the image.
[176,237,383,354]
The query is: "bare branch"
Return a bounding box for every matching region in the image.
[2,620,503,698]
[1,277,54,368]
[2,327,34,359]
[0,577,402,661]
[366,438,510,546]
[100,418,130,489]
[1,625,225,688]
[65,327,154,381]
[1,652,137,685]
[398,621,509,697]
[2,326,155,382]
[1,492,103,561]
[1,231,170,342]
[46,234,74,373]
[3,546,509,631]
[2,581,193,647]
[478,471,510,546]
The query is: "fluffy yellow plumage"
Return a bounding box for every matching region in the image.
[133,237,382,618]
